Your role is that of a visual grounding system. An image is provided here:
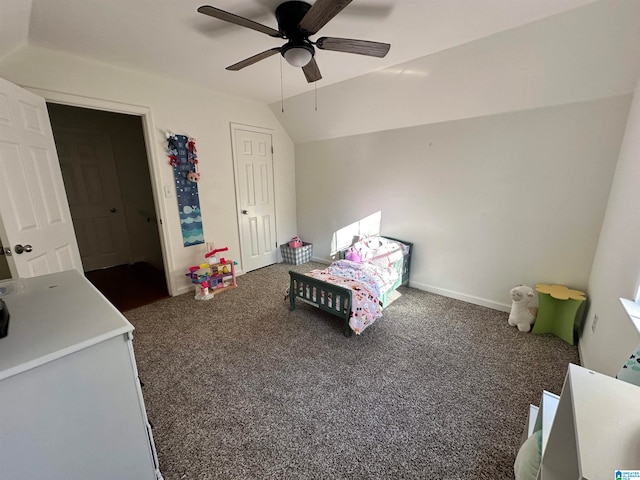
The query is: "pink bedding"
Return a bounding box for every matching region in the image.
[293,237,409,334]
[303,268,383,334]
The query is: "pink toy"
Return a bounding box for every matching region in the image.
[186,247,237,300]
[288,236,303,248]
[205,246,228,260]
[345,247,362,262]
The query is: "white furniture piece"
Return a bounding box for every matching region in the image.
[0,270,162,480]
[523,363,640,479]
[521,390,559,451]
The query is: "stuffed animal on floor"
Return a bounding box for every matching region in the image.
[508,285,536,332]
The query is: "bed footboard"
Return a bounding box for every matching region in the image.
[289,271,353,336]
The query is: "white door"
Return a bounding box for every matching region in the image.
[55,128,130,271]
[0,77,82,277]
[232,126,277,272]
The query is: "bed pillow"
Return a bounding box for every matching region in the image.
[514,430,542,480]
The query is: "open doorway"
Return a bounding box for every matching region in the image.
[0,243,9,280]
[47,104,168,311]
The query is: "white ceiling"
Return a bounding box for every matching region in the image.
[6,0,597,104]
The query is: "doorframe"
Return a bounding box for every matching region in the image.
[229,122,277,273]
[23,87,176,295]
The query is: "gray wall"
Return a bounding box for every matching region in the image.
[274,0,640,145]
[287,0,640,376]
[581,79,640,375]
[296,96,630,311]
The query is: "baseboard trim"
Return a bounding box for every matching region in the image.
[409,280,511,313]
[177,285,193,296]
[311,256,331,265]
[303,259,510,313]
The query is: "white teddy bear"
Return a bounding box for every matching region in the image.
[508,285,536,332]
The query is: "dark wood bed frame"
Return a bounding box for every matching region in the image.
[288,237,413,336]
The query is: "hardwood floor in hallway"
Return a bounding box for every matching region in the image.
[85,262,169,312]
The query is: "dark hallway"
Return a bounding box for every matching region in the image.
[85,262,169,312]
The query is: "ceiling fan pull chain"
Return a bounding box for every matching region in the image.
[314,81,318,111]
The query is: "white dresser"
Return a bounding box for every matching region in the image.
[0,270,162,480]
[522,363,640,479]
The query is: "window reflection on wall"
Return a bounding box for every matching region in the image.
[330,211,382,257]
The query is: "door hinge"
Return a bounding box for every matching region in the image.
[271,146,274,154]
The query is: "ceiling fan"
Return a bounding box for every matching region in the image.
[197,0,391,83]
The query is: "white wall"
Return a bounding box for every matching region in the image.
[288,0,640,375]
[273,0,640,144]
[0,45,297,295]
[580,81,640,375]
[296,96,630,311]
[0,0,30,59]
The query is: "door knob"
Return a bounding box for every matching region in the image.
[110,208,117,213]
[242,210,249,215]
[14,244,32,254]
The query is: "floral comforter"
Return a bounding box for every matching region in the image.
[304,260,397,334]
[326,259,398,297]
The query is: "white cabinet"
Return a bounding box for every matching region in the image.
[0,271,162,480]
[525,363,640,479]
[522,390,559,453]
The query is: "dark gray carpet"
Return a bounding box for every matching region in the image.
[125,262,579,479]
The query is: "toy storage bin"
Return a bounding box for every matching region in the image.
[280,242,313,265]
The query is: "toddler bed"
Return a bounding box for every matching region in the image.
[288,236,412,336]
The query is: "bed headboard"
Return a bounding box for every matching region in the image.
[338,235,413,286]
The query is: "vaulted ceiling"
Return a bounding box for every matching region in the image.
[0,0,597,104]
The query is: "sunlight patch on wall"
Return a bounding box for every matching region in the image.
[376,67,430,78]
[330,211,382,256]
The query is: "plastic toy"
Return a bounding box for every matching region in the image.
[205,246,228,264]
[288,236,303,248]
[186,247,237,300]
[185,263,214,300]
[345,246,362,262]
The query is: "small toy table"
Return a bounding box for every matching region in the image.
[532,284,586,345]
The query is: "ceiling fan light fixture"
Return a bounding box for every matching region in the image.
[282,44,314,67]
[198,1,390,84]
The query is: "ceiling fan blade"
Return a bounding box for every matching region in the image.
[302,57,322,83]
[198,5,282,38]
[316,37,390,57]
[226,48,282,71]
[298,0,353,35]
